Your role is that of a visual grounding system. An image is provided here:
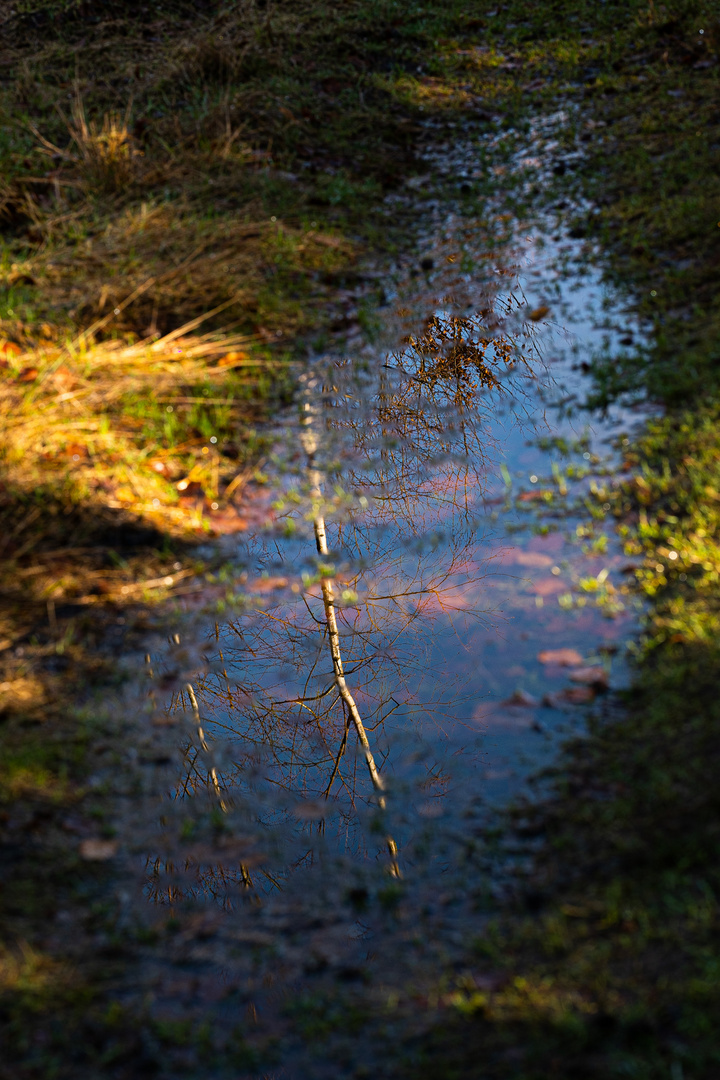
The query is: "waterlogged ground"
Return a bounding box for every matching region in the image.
[106,137,654,1071]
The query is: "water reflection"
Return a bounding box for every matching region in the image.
[149,217,643,911]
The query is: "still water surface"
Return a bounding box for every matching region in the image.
[123,176,654,1066]
[151,206,646,907]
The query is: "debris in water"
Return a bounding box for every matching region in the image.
[537,648,584,666]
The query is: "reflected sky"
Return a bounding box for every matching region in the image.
[148,206,646,907]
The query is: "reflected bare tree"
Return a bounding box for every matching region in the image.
[156,284,536,900]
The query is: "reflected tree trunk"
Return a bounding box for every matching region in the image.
[302,391,400,876]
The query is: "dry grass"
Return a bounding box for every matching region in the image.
[30,88,141,196]
[0,321,286,595]
[4,203,353,338]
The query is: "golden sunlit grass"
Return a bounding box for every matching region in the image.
[0,90,355,606]
[0,321,286,602]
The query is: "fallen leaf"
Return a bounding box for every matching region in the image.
[569,665,608,689]
[114,485,135,503]
[528,305,550,322]
[65,443,89,461]
[533,578,566,596]
[17,367,38,383]
[510,551,554,568]
[178,489,205,510]
[1,341,22,358]
[79,838,118,861]
[207,508,250,534]
[502,689,539,708]
[248,576,288,593]
[537,648,584,666]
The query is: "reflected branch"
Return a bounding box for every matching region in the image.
[302,388,400,875]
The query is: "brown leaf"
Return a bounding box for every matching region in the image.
[79,838,118,861]
[178,493,205,510]
[569,666,608,689]
[537,648,584,666]
[510,551,554,567]
[528,305,550,322]
[1,340,22,358]
[65,443,89,461]
[533,578,566,596]
[248,576,288,593]
[207,508,250,534]
[17,366,38,383]
[519,489,553,501]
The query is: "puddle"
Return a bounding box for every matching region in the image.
[171,217,645,837]
[130,131,650,1065]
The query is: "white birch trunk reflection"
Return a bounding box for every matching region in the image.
[302,388,400,874]
[159,276,541,902]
